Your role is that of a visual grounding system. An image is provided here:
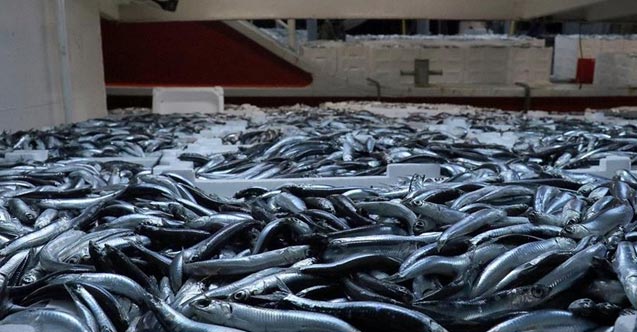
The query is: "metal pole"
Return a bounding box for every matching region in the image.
[307,19,318,41]
[287,19,296,49]
[515,82,531,113]
[508,21,516,35]
[416,20,430,35]
[56,0,73,124]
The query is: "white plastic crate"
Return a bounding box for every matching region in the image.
[4,150,49,162]
[153,87,224,114]
[71,157,161,168]
[196,120,248,138]
[192,163,441,197]
[570,156,632,179]
[153,158,441,197]
[0,152,160,168]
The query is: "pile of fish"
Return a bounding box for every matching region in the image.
[1,104,637,331]
[0,113,239,159]
[183,106,637,179]
[0,153,634,331]
[4,105,637,178]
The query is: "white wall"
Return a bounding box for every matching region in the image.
[553,35,637,82]
[300,39,552,95]
[0,1,65,131]
[0,0,106,132]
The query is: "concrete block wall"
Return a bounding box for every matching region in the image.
[65,0,108,123]
[301,39,552,94]
[509,47,553,84]
[0,0,106,132]
[338,43,370,87]
[425,48,465,85]
[594,53,637,87]
[464,47,509,84]
[553,35,637,82]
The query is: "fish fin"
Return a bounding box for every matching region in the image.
[409,175,423,192]
[63,283,82,306]
[274,277,292,295]
[0,282,10,317]
[384,273,403,283]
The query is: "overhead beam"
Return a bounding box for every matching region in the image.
[585,0,637,21]
[119,0,520,21]
[99,0,120,20]
[519,0,607,19]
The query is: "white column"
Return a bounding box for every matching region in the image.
[0,0,107,131]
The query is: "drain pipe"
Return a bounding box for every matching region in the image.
[366,78,381,101]
[56,0,73,124]
[515,82,531,113]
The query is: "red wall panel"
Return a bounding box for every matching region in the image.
[101,20,312,88]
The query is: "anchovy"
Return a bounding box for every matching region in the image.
[145,294,243,332]
[612,241,637,308]
[485,310,597,332]
[413,285,551,323]
[184,245,310,277]
[192,298,360,332]
[471,238,576,297]
[281,291,448,332]
[437,209,506,249]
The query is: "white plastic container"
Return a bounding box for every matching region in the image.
[153,87,224,114]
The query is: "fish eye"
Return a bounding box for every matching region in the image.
[531,286,546,297]
[231,291,248,301]
[412,200,423,207]
[413,221,427,233]
[195,299,211,307]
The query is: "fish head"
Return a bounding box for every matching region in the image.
[21,272,38,285]
[191,298,233,320]
[553,237,577,249]
[100,325,115,332]
[569,298,595,311]
[527,210,540,222]
[597,301,620,312]
[561,224,590,239]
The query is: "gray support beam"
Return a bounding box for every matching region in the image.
[119,0,520,21]
[519,0,607,19]
[584,0,637,21]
